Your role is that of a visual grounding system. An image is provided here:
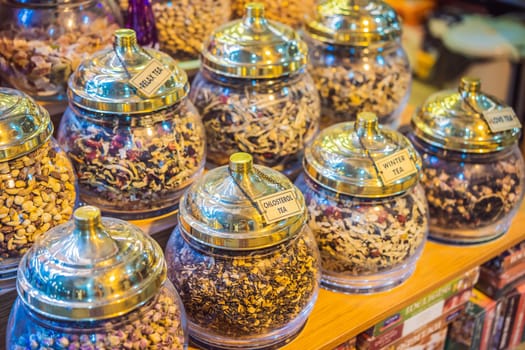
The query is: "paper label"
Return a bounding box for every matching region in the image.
[256,189,302,224]
[375,149,418,185]
[483,108,521,133]
[129,59,171,97]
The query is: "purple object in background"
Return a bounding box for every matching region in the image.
[125,0,158,48]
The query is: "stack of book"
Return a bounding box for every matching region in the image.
[355,267,480,350]
[446,240,525,350]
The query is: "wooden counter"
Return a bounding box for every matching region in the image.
[278,203,525,350]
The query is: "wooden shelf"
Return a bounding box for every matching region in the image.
[277,202,525,350]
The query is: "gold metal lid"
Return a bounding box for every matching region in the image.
[304,112,422,197]
[304,0,402,46]
[411,77,522,153]
[200,2,308,79]
[0,88,53,162]
[17,206,166,321]
[68,29,189,114]
[178,152,307,250]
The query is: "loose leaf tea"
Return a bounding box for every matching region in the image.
[306,41,410,128]
[166,226,320,337]
[58,102,205,215]
[417,147,524,236]
[190,72,320,175]
[297,174,427,275]
[0,141,76,262]
[9,286,185,350]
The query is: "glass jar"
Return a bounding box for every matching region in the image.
[0,88,76,288]
[406,77,525,244]
[166,152,321,349]
[232,0,314,28]
[6,206,188,349]
[295,112,428,293]
[0,0,121,101]
[303,0,410,129]
[189,3,320,178]
[58,29,206,220]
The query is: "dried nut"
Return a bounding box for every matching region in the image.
[189,72,320,176]
[151,0,232,61]
[0,18,119,98]
[10,286,185,349]
[0,141,76,262]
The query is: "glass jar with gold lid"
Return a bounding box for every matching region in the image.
[6,205,188,349]
[189,3,320,178]
[0,87,76,291]
[165,152,321,349]
[0,0,121,101]
[406,77,525,244]
[295,112,428,293]
[57,29,206,220]
[303,0,410,129]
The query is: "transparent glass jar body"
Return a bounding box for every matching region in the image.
[190,69,320,178]
[0,0,120,101]
[407,134,525,244]
[295,174,428,293]
[57,99,206,220]
[0,138,76,275]
[304,36,411,129]
[7,281,188,350]
[165,225,321,349]
[232,0,314,28]
[150,0,231,63]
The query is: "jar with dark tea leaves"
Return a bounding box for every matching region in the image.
[166,152,321,349]
[189,3,320,178]
[406,77,525,244]
[295,112,428,293]
[303,0,410,129]
[58,29,205,220]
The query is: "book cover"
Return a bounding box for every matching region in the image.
[482,240,525,273]
[497,290,520,349]
[490,295,509,350]
[445,288,497,350]
[362,267,479,338]
[357,288,472,350]
[479,260,525,289]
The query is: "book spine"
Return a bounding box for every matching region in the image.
[498,291,520,349]
[490,296,509,349]
[479,262,525,289]
[480,295,498,350]
[508,283,525,348]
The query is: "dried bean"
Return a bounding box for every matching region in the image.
[190,71,320,176]
[151,0,231,61]
[58,102,205,217]
[166,226,320,338]
[0,141,76,264]
[232,0,314,28]
[296,174,427,275]
[0,19,119,99]
[305,38,411,129]
[10,285,185,350]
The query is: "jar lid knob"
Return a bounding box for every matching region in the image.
[244,2,268,31]
[459,77,481,94]
[229,152,253,174]
[355,111,380,138]
[71,206,118,262]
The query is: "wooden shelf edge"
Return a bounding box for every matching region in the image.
[281,202,525,350]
